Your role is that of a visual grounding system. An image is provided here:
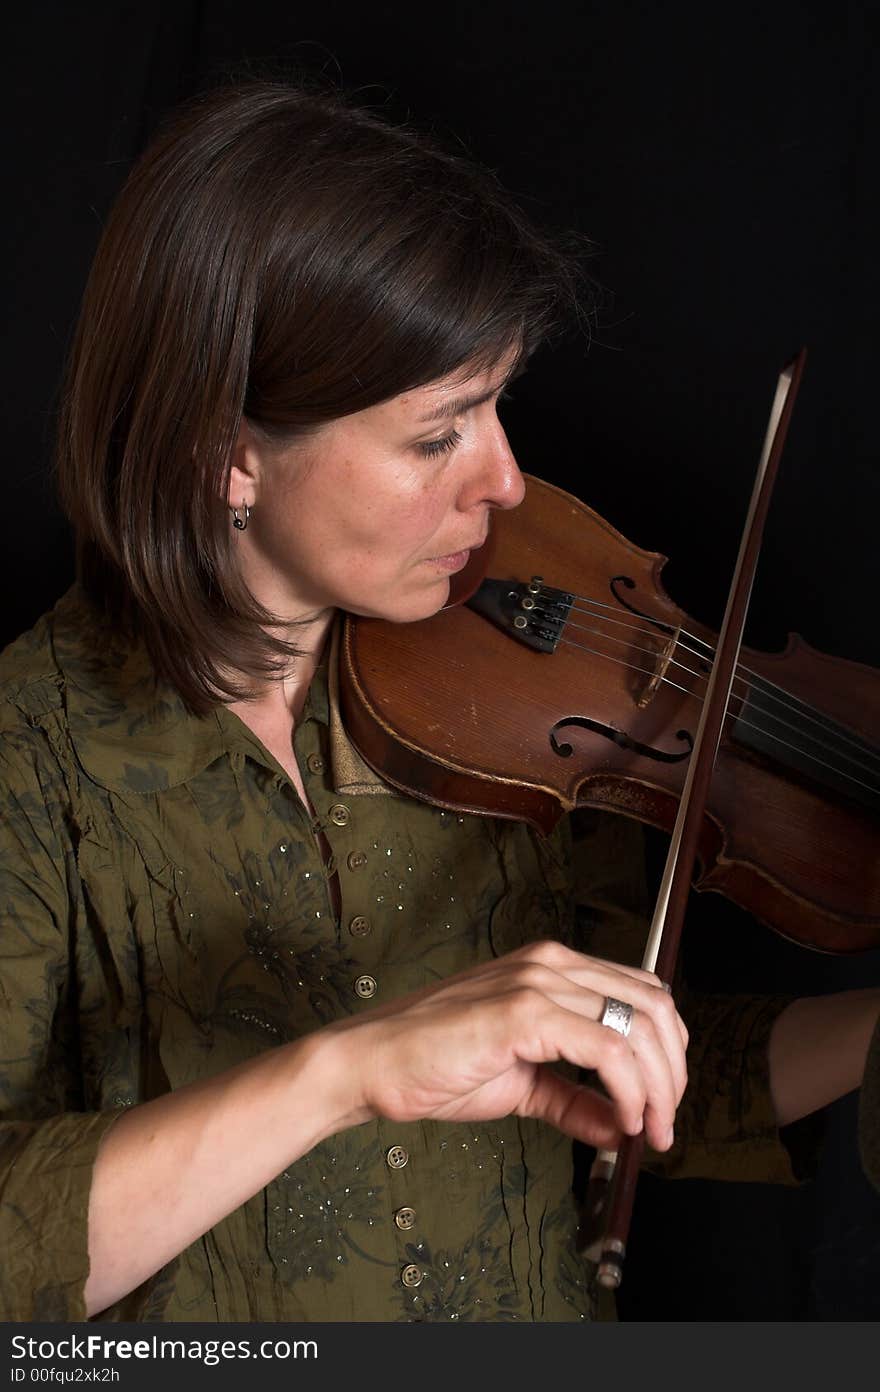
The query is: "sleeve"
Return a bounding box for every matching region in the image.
[569,808,801,1185]
[0,723,124,1319]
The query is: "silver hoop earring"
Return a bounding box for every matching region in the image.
[231,503,251,532]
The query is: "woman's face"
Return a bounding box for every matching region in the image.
[232,353,525,628]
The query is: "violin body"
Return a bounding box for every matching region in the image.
[341,475,880,953]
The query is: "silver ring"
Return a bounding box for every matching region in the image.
[600,996,633,1038]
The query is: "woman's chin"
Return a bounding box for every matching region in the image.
[355,577,451,626]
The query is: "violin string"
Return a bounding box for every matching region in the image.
[554,619,877,780]
[547,593,880,770]
[741,670,880,769]
[554,633,880,799]
[564,587,880,766]
[554,632,696,696]
[551,586,777,690]
[555,619,880,788]
[533,593,880,775]
[553,610,878,778]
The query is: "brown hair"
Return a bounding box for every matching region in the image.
[57,81,582,712]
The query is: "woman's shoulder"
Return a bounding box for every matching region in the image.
[0,588,234,799]
[0,587,152,778]
[0,595,74,729]
[0,598,86,863]
[0,588,121,709]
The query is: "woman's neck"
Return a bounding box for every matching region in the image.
[227,608,335,792]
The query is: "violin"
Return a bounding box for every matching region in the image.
[340,472,880,954]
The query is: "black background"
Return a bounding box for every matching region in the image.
[3,1,879,1319]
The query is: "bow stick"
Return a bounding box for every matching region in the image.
[578,347,808,1289]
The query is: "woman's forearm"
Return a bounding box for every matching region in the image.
[767,988,880,1128]
[84,1026,368,1317]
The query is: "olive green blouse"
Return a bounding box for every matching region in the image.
[0,591,799,1323]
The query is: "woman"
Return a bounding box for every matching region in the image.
[1,80,877,1323]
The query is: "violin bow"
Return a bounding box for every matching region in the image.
[578,347,808,1289]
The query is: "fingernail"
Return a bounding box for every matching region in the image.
[666,1127,675,1149]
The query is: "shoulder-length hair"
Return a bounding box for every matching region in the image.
[56,81,582,713]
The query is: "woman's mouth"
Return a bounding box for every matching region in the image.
[428,549,473,573]
[426,531,487,573]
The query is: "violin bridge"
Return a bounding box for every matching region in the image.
[636,624,681,708]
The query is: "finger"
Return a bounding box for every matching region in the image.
[549,989,679,1149]
[519,1066,623,1150]
[475,958,688,1107]
[596,982,688,1106]
[550,964,689,1101]
[505,992,651,1140]
[519,986,679,1150]
[490,942,690,1056]
[619,1010,679,1150]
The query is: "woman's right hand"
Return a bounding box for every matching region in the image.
[330,939,688,1155]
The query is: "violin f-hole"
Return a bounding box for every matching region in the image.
[611,574,672,634]
[549,716,694,763]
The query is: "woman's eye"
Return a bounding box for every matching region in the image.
[418,428,463,459]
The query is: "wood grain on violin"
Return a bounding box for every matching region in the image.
[341,475,880,954]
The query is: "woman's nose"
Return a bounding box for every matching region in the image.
[461,422,525,513]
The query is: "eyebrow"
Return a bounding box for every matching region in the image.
[417,367,521,422]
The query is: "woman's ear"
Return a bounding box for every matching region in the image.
[226,419,261,511]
